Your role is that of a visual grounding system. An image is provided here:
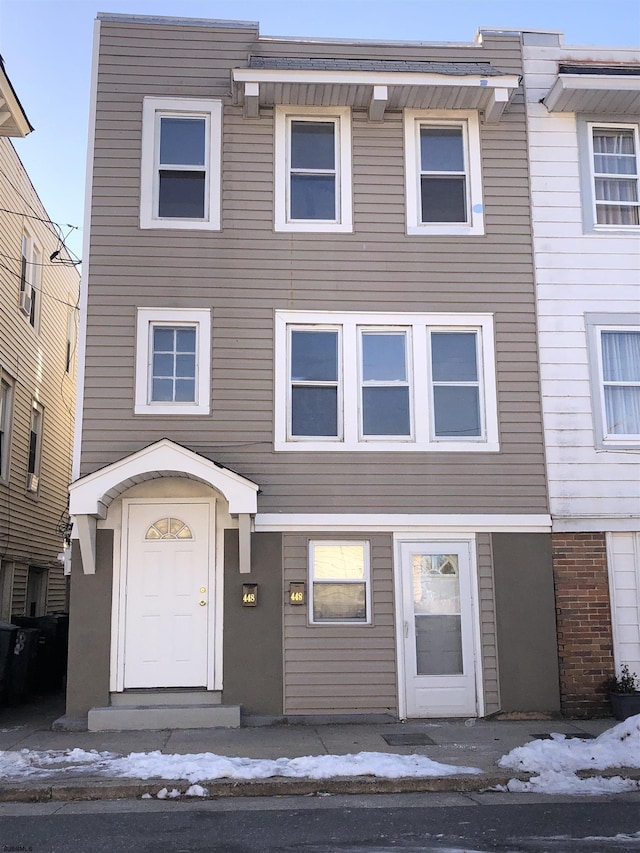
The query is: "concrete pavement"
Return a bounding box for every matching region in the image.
[0,693,632,803]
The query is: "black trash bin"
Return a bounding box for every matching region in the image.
[11,615,69,693]
[5,627,39,705]
[0,621,17,703]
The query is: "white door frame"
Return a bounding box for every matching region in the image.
[393,533,485,719]
[115,497,218,692]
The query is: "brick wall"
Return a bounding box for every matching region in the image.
[552,532,615,718]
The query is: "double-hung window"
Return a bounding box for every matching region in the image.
[135,308,211,415]
[309,540,371,625]
[275,311,498,452]
[140,97,222,230]
[587,317,640,446]
[404,110,484,236]
[19,231,41,328]
[0,376,13,482]
[589,124,639,227]
[27,402,43,494]
[275,106,352,232]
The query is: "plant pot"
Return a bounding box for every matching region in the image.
[609,692,640,721]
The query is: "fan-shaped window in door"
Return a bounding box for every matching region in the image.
[145,517,193,540]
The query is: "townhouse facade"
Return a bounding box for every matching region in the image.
[0,59,80,624]
[66,14,562,730]
[522,34,640,716]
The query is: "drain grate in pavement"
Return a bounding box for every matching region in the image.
[531,732,596,740]
[382,733,436,746]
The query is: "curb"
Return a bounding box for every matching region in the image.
[0,773,525,803]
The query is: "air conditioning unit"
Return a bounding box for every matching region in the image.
[19,290,32,317]
[26,473,39,493]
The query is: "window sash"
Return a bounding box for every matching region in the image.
[28,405,43,478]
[590,125,640,227]
[287,117,339,222]
[148,324,199,404]
[288,326,342,440]
[598,328,640,439]
[359,329,413,439]
[0,379,11,480]
[429,330,484,440]
[417,121,470,225]
[309,540,371,625]
[155,112,210,221]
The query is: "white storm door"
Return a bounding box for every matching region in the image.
[400,541,477,717]
[124,502,212,688]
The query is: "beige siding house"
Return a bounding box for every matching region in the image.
[0,59,80,623]
[67,14,560,730]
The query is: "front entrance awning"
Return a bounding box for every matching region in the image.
[232,57,520,123]
[69,439,259,575]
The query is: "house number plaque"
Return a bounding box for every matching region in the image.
[289,582,305,605]
[242,583,258,607]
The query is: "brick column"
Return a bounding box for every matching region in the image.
[552,532,615,718]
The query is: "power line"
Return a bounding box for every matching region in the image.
[0,261,80,310]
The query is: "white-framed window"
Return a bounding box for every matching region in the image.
[140,97,222,230]
[19,230,41,328]
[587,315,640,447]
[404,110,484,236]
[309,540,371,625]
[135,308,211,415]
[588,123,639,228]
[275,310,498,452]
[27,401,43,494]
[0,375,13,482]
[274,106,353,233]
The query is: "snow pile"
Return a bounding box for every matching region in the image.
[0,748,480,783]
[498,713,640,795]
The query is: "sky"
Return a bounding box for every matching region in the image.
[1,0,639,261]
[0,712,639,795]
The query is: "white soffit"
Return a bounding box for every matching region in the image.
[0,61,32,137]
[544,72,640,115]
[232,68,520,123]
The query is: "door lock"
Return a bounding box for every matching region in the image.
[200,587,206,593]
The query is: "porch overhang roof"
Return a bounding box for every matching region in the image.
[232,59,520,123]
[0,56,33,137]
[543,66,640,115]
[69,439,259,575]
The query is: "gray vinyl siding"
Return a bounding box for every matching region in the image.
[0,138,79,615]
[282,533,397,715]
[80,20,548,516]
[477,534,500,715]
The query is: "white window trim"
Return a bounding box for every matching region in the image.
[308,539,372,626]
[135,308,211,415]
[140,97,222,231]
[0,374,14,483]
[27,400,44,492]
[586,122,640,232]
[274,310,498,452]
[274,105,353,233]
[404,109,484,236]
[20,228,41,330]
[586,313,640,449]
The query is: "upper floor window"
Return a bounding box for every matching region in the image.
[140,97,222,230]
[404,110,484,236]
[135,308,211,415]
[274,106,352,233]
[19,230,41,328]
[275,310,498,452]
[0,376,13,483]
[589,124,639,227]
[27,402,43,494]
[587,315,640,448]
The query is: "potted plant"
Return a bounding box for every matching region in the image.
[604,664,640,721]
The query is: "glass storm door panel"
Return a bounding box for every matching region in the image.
[400,541,478,718]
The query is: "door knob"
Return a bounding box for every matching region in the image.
[199,600,207,606]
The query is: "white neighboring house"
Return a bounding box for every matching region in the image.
[522,32,640,715]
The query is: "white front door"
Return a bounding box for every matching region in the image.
[400,540,478,717]
[123,501,213,688]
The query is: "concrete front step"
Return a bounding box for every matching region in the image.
[87,703,240,731]
[110,690,222,707]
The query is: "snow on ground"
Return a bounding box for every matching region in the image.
[498,713,640,795]
[0,748,481,783]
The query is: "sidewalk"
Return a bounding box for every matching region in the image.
[0,693,632,803]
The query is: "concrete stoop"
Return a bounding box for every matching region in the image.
[88,691,240,731]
